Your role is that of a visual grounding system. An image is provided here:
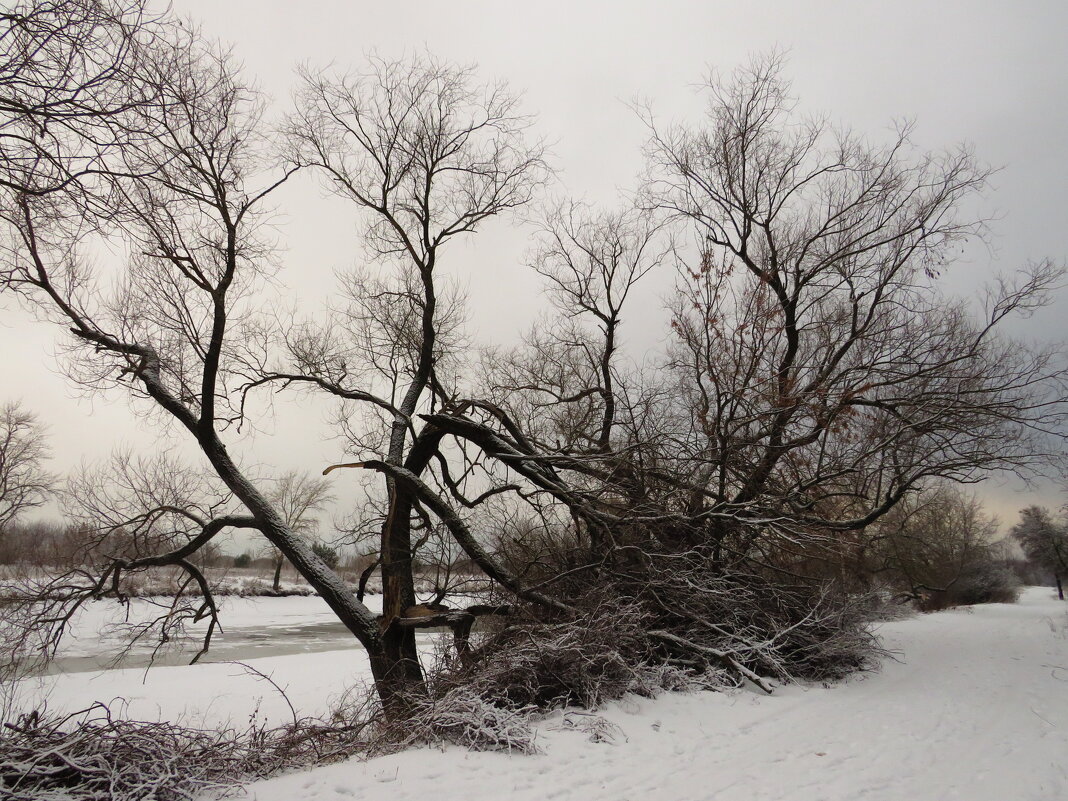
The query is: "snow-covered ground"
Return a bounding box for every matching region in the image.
[14,588,1068,800]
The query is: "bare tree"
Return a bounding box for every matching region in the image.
[478,201,671,558]
[0,401,54,533]
[0,4,411,703]
[430,54,1068,557]
[860,486,1014,608]
[632,54,1068,554]
[239,53,549,692]
[1012,506,1068,600]
[1,9,556,707]
[492,202,667,444]
[410,55,1067,677]
[0,0,163,207]
[265,471,334,592]
[3,3,1066,713]
[0,520,75,566]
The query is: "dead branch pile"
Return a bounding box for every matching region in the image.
[426,553,883,716]
[0,703,374,801]
[357,563,882,755]
[445,598,702,710]
[622,560,883,684]
[372,687,539,754]
[0,706,246,800]
[361,600,696,755]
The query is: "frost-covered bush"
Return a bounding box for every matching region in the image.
[377,687,539,754]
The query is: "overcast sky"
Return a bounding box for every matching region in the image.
[2,0,1066,529]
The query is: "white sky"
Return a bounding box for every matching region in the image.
[2,0,1066,530]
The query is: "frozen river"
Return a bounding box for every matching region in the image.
[37,594,380,674]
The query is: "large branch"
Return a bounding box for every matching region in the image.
[239,372,410,425]
[112,514,261,570]
[324,460,571,613]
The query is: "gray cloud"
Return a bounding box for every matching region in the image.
[3,0,1065,528]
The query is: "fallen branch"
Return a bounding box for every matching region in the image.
[649,630,775,694]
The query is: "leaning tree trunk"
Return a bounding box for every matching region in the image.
[194,433,428,711]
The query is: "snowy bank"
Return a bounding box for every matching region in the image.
[18,588,1068,801]
[238,587,1068,801]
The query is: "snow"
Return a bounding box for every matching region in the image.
[30,593,377,677]
[16,588,1068,801]
[19,595,382,726]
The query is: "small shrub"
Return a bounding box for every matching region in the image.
[922,560,1021,610]
[233,552,252,569]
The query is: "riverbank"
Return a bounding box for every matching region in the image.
[10,588,1068,800]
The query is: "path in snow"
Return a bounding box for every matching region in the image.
[238,588,1068,801]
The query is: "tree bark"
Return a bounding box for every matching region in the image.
[378,485,425,693]
[272,554,283,593]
